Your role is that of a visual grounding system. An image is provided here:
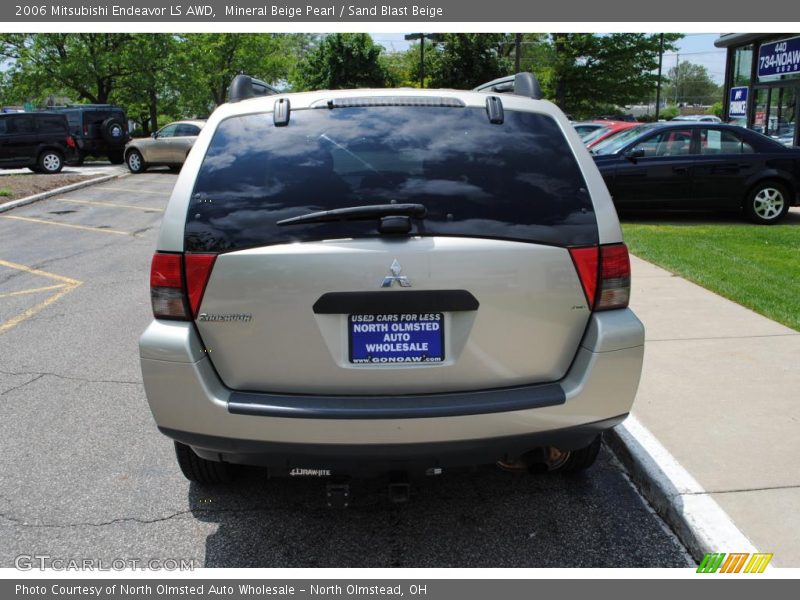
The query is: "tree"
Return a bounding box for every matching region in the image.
[525,33,682,118]
[113,34,180,135]
[175,34,309,113]
[665,61,721,106]
[291,34,389,91]
[425,34,513,89]
[0,33,135,105]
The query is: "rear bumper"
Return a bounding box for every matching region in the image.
[139,309,644,467]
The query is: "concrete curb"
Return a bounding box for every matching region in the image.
[607,415,762,565]
[0,172,127,214]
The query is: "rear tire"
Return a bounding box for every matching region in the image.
[551,434,602,474]
[744,181,791,224]
[174,441,233,484]
[108,150,125,165]
[38,149,64,174]
[126,149,146,174]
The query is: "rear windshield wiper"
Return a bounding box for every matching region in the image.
[277,203,427,226]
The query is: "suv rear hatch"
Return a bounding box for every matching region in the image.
[171,101,604,395]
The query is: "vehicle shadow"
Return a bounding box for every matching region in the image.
[186,449,692,568]
[618,206,800,226]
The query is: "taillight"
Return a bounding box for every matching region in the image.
[184,254,216,317]
[568,246,599,307]
[150,253,187,319]
[596,243,631,310]
[66,135,76,148]
[150,253,217,320]
[569,243,630,311]
[83,125,88,136]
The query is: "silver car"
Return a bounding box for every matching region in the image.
[139,74,645,496]
[124,120,205,174]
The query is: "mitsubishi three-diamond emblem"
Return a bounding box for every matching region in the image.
[381,259,412,287]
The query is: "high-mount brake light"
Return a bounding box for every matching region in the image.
[569,243,630,311]
[150,253,217,320]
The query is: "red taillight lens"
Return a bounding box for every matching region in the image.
[569,243,630,311]
[184,254,216,318]
[149,252,216,320]
[66,135,76,148]
[568,246,599,307]
[150,253,188,320]
[596,243,631,310]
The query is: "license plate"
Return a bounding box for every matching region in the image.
[349,313,444,364]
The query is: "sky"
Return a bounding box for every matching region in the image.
[371,32,728,84]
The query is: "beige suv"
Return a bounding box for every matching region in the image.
[139,74,644,501]
[124,120,205,173]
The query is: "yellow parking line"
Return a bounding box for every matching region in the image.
[54,198,164,213]
[0,259,81,285]
[96,187,170,195]
[0,215,131,236]
[0,259,83,335]
[0,283,66,299]
[0,284,80,335]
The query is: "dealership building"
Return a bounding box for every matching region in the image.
[716,33,799,147]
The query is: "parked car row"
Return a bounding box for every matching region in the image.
[0,101,205,175]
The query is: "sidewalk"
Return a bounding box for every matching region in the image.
[627,255,800,567]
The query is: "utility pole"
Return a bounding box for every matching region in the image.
[404,33,443,88]
[675,53,680,105]
[515,33,522,73]
[655,33,664,120]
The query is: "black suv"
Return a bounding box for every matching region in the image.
[49,105,128,164]
[0,112,77,174]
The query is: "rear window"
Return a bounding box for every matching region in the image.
[185,106,597,252]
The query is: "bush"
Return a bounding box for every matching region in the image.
[659,106,680,120]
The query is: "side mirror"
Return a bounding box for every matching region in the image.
[151,132,157,139]
[624,147,645,161]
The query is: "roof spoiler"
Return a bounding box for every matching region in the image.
[227,74,279,103]
[473,72,543,100]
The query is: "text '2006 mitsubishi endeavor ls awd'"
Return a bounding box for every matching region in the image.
[139,73,645,497]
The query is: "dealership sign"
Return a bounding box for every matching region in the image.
[729,87,748,117]
[758,36,800,78]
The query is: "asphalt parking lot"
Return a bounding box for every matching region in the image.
[0,173,693,568]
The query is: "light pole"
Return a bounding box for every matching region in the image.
[404,33,443,88]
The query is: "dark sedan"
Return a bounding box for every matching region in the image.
[591,123,800,224]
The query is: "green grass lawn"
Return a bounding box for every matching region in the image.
[622,219,800,331]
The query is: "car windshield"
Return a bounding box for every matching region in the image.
[592,124,658,155]
[581,126,611,145]
[187,105,598,251]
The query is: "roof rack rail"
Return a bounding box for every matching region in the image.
[227,74,279,103]
[473,72,543,100]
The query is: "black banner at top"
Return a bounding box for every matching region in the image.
[1,0,782,22]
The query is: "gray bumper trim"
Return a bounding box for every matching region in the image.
[227,382,565,420]
[161,414,626,471]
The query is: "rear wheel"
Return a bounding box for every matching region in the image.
[174,441,233,484]
[549,434,602,473]
[108,150,125,165]
[126,149,146,174]
[744,181,791,224]
[38,150,64,174]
